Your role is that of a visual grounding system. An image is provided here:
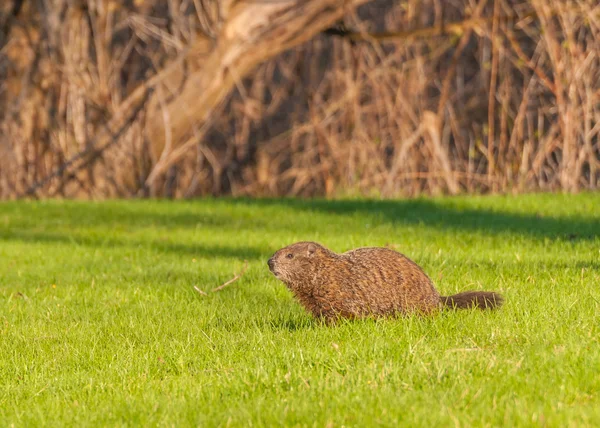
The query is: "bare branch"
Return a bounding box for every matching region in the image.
[212,260,249,292]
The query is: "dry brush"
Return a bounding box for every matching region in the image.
[0,0,598,199]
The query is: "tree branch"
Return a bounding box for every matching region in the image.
[143,0,370,185]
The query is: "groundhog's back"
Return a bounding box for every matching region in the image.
[333,247,441,316]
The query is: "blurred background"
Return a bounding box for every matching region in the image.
[1,0,598,200]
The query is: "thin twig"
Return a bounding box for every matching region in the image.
[193,286,208,296]
[323,9,538,43]
[212,260,248,292]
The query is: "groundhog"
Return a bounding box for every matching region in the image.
[267,241,503,323]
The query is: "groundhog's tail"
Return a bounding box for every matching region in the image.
[441,291,503,310]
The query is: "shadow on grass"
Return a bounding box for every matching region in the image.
[227,197,599,242]
[0,230,266,260]
[0,196,598,259]
[267,317,318,331]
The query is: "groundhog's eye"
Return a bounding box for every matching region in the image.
[286,253,293,259]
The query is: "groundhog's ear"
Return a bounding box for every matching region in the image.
[307,243,317,256]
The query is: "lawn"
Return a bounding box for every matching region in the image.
[1,193,599,427]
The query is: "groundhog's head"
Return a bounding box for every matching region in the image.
[267,241,325,284]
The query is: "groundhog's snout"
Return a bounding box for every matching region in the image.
[267,256,275,272]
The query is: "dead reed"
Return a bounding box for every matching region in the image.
[1,0,598,199]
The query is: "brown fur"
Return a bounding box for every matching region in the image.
[267,241,503,323]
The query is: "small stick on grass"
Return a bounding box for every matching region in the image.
[193,286,208,296]
[212,260,249,292]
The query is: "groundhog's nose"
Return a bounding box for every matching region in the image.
[267,257,275,271]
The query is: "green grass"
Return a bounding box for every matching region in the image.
[1,193,599,427]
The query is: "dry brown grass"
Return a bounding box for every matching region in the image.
[1,0,598,199]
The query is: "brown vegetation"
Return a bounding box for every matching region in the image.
[1,0,598,199]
